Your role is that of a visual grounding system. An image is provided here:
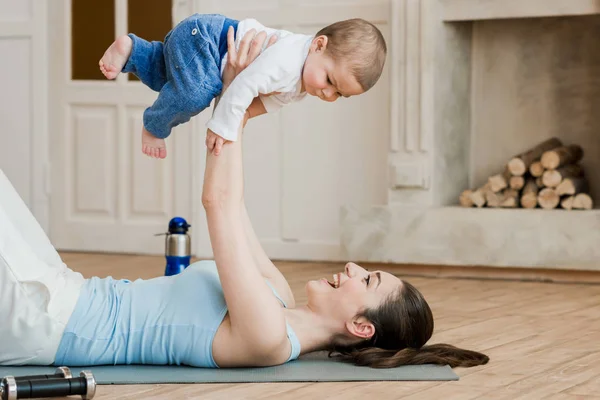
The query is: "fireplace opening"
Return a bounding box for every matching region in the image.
[456,15,600,210]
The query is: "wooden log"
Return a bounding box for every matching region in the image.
[540,144,584,170]
[561,196,574,210]
[470,184,488,208]
[520,178,539,209]
[500,189,519,208]
[535,177,544,188]
[573,193,593,210]
[485,191,500,208]
[507,137,563,176]
[538,188,560,209]
[459,189,474,207]
[541,164,584,188]
[555,177,589,196]
[488,175,507,193]
[509,176,525,190]
[529,161,544,177]
[485,189,506,208]
[488,168,512,193]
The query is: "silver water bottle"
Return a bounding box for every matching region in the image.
[163,217,191,276]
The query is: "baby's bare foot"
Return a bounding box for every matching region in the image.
[141,128,167,159]
[99,35,133,80]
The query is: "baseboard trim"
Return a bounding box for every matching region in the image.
[358,263,600,284]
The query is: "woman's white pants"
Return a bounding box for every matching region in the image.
[0,170,84,365]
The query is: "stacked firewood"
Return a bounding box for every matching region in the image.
[459,138,594,210]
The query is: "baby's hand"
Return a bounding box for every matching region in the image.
[206,129,226,156]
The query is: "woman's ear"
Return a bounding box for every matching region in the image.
[345,316,375,340]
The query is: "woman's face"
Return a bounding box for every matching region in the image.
[306,262,402,331]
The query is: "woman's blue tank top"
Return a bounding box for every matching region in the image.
[54,260,301,367]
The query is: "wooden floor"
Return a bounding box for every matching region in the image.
[57,252,600,399]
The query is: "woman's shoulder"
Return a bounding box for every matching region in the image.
[213,315,295,367]
[265,274,296,309]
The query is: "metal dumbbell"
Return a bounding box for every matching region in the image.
[1,368,96,400]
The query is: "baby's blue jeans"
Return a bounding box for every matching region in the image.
[122,14,238,139]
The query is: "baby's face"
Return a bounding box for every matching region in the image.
[302,36,364,102]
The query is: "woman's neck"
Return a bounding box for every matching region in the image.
[283,305,341,355]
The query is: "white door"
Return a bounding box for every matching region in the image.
[191,1,391,261]
[0,1,50,231]
[49,0,193,254]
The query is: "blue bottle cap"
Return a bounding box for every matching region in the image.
[168,217,191,234]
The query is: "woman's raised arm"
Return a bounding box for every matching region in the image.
[201,29,290,363]
[208,28,294,307]
[203,125,289,359]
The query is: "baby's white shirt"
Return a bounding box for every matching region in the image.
[206,18,314,141]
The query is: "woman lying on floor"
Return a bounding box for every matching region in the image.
[0,30,488,370]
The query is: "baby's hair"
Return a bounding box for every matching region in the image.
[316,19,387,91]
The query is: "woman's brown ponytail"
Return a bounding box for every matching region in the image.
[328,280,489,369]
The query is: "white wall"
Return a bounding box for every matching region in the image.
[0,0,49,231]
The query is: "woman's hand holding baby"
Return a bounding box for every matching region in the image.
[206,27,278,155]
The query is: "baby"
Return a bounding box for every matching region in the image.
[99,14,387,158]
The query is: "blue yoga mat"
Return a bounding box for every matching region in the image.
[0,353,457,383]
